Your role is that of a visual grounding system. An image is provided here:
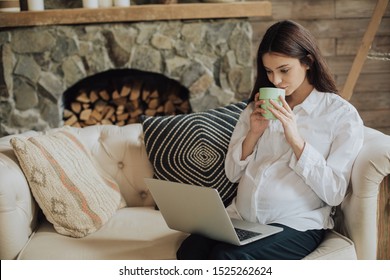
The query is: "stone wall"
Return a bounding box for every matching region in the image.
[0,19,253,136]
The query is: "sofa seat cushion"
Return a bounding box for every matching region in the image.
[303,230,357,260]
[17,207,188,260]
[18,208,357,260]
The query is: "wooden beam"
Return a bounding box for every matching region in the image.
[341,0,389,100]
[0,2,272,28]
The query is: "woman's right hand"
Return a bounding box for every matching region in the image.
[241,93,270,160]
[250,92,270,136]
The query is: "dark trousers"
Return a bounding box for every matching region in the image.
[176,224,326,260]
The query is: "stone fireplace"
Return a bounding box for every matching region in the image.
[62,68,192,127]
[0,8,259,137]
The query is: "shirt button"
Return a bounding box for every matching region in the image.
[118,162,124,169]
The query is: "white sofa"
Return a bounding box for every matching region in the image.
[0,123,389,260]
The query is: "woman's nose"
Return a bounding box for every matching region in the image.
[270,73,282,86]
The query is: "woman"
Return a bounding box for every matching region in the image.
[176,20,364,260]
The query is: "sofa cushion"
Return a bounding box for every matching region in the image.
[17,207,188,260]
[10,127,123,238]
[303,230,357,260]
[141,101,247,206]
[66,124,155,207]
[17,209,356,260]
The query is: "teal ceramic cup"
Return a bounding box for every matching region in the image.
[259,87,285,120]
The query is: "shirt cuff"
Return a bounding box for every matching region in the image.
[289,141,318,178]
[231,136,254,166]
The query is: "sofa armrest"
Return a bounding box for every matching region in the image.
[0,133,40,260]
[342,127,390,259]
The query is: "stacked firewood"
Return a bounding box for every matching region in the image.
[63,82,191,127]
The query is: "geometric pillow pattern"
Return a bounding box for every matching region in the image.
[10,127,123,238]
[141,101,247,206]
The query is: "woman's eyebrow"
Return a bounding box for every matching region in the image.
[264,64,290,71]
[276,64,289,69]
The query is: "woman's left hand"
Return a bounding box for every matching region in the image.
[269,97,305,159]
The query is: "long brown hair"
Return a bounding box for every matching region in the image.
[249,20,338,102]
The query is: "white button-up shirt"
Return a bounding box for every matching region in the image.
[225,89,364,231]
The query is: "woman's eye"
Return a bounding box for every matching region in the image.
[281,69,289,73]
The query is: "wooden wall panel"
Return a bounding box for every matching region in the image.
[372,35,390,52]
[263,0,335,20]
[358,109,390,129]
[336,0,390,18]
[317,38,336,57]
[251,18,389,41]
[336,73,390,92]
[336,38,364,56]
[327,56,390,75]
[350,91,390,110]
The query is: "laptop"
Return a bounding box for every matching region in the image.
[144,178,283,246]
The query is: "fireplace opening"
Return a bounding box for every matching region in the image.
[62,69,192,127]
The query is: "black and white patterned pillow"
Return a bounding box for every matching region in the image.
[141,101,247,206]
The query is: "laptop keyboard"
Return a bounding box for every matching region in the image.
[234,228,262,241]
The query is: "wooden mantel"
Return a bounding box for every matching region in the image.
[0,2,272,28]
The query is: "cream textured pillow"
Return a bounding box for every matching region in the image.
[10,128,123,238]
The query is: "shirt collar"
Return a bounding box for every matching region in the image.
[294,88,323,115]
